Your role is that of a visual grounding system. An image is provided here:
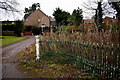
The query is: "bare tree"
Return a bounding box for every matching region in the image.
[109,1,120,20]
[83,0,103,31]
[83,0,115,16]
[82,0,114,45]
[0,0,19,12]
[108,0,120,44]
[83,0,116,31]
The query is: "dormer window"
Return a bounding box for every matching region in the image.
[38,18,40,22]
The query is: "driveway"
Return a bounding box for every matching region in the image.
[1,36,36,78]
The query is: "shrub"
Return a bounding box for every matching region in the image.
[42,27,56,33]
[24,25,33,31]
[42,26,50,32]
[2,31,14,36]
[2,24,15,31]
[32,27,42,35]
[52,26,57,33]
[14,20,24,36]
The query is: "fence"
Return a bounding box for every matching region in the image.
[39,40,120,79]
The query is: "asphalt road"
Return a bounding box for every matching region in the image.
[1,36,36,78]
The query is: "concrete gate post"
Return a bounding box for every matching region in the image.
[35,35,40,61]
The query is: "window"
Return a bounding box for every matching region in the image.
[38,18,40,22]
[26,19,28,22]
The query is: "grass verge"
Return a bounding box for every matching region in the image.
[0,36,26,47]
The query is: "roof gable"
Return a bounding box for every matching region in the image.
[49,16,55,21]
[24,14,31,19]
[24,9,49,20]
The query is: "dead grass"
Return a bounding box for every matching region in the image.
[41,25,119,47]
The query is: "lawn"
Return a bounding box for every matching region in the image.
[0,36,26,47]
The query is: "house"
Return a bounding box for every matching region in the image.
[103,16,120,25]
[49,16,56,26]
[24,9,56,27]
[83,16,119,25]
[84,19,94,24]
[103,17,113,24]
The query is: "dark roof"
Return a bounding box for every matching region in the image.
[49,16,55,21]
[24,14,31,19]
[50,21,56,26]
[84,19,94,24]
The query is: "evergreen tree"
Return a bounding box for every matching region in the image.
[24,3,40,14]
[53,7,70,26]
[14,20,24,36]
[71,7,83,26]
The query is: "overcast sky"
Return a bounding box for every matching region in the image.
[0,0,113,21]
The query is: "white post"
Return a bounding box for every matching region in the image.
[35,35,40,61]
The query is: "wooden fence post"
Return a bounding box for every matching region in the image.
[116,44,120,79]
[111,44,114,78]
[101,43,104,76]
[93,43,96,74]
[105,45,109,78]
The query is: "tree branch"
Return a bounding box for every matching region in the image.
[0,0,19,12]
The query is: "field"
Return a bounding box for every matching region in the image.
[0,36,26,47]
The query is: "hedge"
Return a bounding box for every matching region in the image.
[32,27,42,35]
[14,21,24,36]
[42,27,56,33]
[2,24,15,31]
[2,31,14,36]
[24,25,33,31]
